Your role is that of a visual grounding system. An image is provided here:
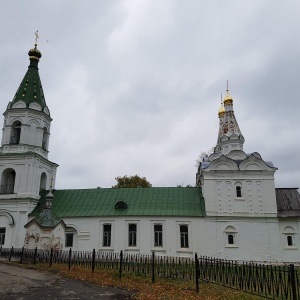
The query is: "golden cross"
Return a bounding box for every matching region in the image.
[34,30,39,45]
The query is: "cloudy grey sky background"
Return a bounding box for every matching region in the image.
[0,1,299,189]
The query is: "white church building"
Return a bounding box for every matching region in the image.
[0,41,299,263]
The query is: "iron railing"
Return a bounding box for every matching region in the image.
[198,256,299,300]
[9,136,20,144]
[0,247,299,299]
[0,184,14,194]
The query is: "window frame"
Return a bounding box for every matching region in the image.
[150,221,166,252]
[228,234,234,245]
[154,224,163,247]
[103,224,112,247]
[282,226,298,250]
[180,225,189,248]
[0,227,6,245]
[128,223,137,247]
[224,225,238,248]
[65,233,74,247]
[287,235,293,247]
[236,186,242,198]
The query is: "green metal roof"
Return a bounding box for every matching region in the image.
[11,46,47,109]
[31,187,206,218]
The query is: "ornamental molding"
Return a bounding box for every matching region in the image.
[0,209,15,225]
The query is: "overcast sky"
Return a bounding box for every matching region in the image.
[0,1,299,189]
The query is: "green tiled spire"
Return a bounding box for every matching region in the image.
[11,37,47,109]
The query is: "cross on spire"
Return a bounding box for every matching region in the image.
[226,80,229,95]
[34,30,39,46]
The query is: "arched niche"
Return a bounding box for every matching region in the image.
[282,226,296,234]
[29,102,42,111]
[0,210,15,225]
[43,106,50,116]
[227,150,247,160]
[12,100,26,109]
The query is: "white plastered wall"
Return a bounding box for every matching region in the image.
[203,217,282,262]
[59,216,206,258]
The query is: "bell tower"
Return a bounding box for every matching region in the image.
[0,33,58,200]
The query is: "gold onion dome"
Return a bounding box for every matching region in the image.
[218,104,225,116]
[224,93,233,105]
[223,81,233,105]
[28,44,42,60]
[218,95,225,117]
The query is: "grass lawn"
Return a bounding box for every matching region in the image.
[31,263,264,300]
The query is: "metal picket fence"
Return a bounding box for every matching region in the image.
[0,246,299,299]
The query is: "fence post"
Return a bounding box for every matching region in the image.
[20,247,24,264]
[290,264,297,300]
[50,248,53,267]
[195,252,199,293]
[92,249,95,273]
[9,246,13,261]
[33,247,37,264]
[68,248,72,270]
[119,250,123,279]
[152,251,155,283]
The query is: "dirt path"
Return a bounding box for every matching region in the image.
[0,262,134,299]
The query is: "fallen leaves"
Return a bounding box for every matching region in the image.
[31,263,262,300]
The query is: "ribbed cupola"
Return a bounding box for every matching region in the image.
[215,82,244,155]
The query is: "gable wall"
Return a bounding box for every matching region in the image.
[203,170,277,217]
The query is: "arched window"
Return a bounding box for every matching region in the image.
[115,201,127,209]
[0,168,16,194]
[224,225,238,247]
[10,121,22,144]
[39,172,47,192]
[42,127,48,150]
[236,186,242,197]
[283,226,297,248]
